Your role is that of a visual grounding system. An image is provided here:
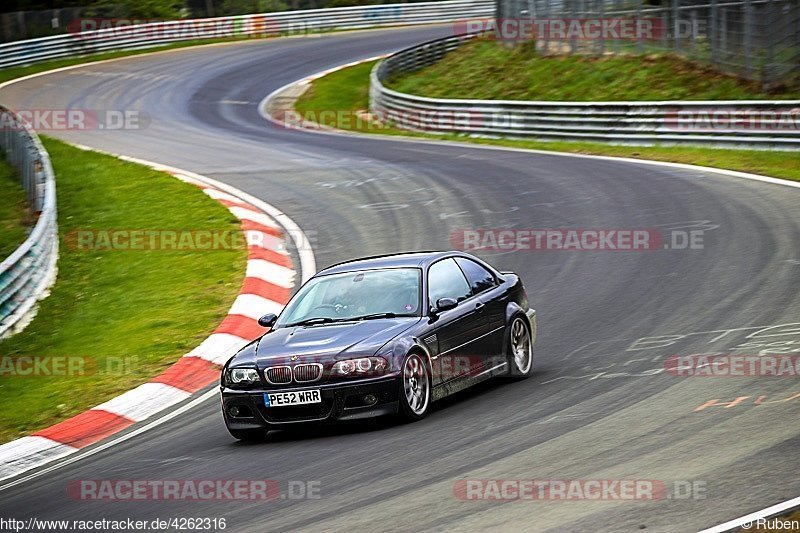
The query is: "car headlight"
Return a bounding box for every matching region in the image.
[228,367,260,384]
[331,357,388,377]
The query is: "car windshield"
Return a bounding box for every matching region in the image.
[276,268,422,327]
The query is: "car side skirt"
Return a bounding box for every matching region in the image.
[432,360,508,401]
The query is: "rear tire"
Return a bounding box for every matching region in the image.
[227,427,267,442]
[397,352,432,422]
[507,316,533,379]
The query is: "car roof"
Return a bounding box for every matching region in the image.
[318,251,461,276]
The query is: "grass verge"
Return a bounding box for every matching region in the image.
[386,38,799,100]
[0,138,245,443]
[0,158,31,260]
[294,60,800,182]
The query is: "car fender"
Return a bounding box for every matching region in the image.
[502,302,536,355]
[389,335,434,375]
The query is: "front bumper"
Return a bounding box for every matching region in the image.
[221,375,400,430]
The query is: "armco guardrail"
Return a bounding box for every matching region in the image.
[0,0,493,69]
[370,34,800,150]
[0,106,58,338]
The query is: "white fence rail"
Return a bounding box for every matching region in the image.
[0,107,58,338]
[0,0,493,69]
[370,33,800,149]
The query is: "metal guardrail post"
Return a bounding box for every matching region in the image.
[0,106,58,338]
[33,159,45,212]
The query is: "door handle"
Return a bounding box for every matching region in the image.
[475,302,485,310]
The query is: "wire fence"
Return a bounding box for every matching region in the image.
[493,0,800,89]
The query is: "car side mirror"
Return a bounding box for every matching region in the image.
[258,313,277,328]
[435,297,458,312]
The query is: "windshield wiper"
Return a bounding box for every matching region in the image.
[286,317,336,327]
[288,313,408,327]
[350,312,399,321]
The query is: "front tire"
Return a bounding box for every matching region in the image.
[398,352,431,421]
[507,316,533,378]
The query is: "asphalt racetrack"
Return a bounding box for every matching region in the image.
[1,25,799,532]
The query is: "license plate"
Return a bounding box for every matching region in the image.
[264,389,321,407]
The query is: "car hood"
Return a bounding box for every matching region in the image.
[231,317,421,367]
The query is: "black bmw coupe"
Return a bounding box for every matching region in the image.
[220,251,536,440]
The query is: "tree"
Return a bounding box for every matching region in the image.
[88,0,186,18]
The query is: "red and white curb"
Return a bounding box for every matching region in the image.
[0,153,314,482]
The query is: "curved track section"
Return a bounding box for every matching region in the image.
[1,25,799,531]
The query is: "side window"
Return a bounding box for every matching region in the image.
[428,258,471,307]
[455,258,497,295]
